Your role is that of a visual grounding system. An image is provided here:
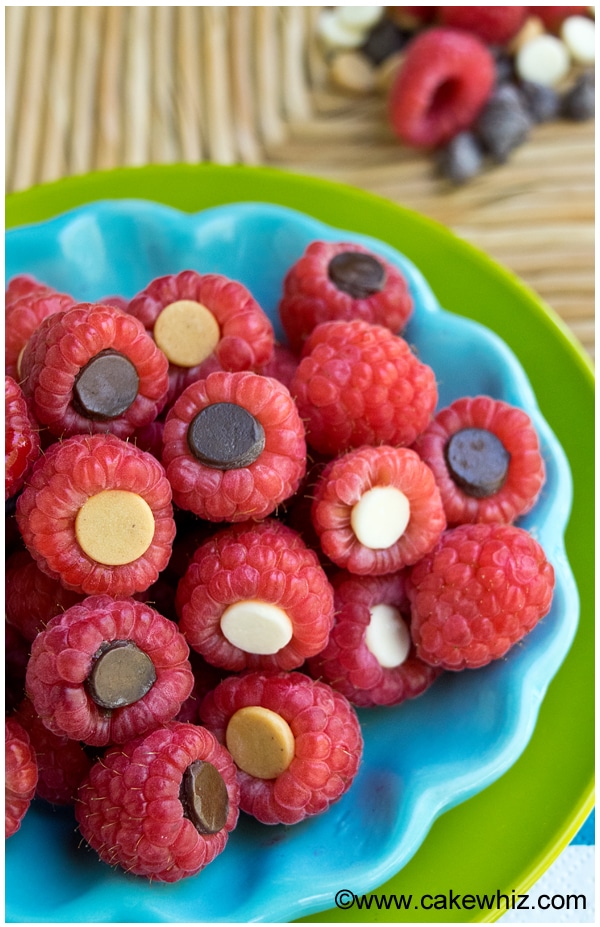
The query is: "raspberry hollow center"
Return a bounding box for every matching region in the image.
[86,639,156,709]
[179,759,229,835]
[226,706,295,779]
[350,485,411,549]
[75,490,155,565]
[365,604,411,668]
[153,299,220,367]
[220,600,293,655]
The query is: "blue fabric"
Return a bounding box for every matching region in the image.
[571,809,595,845]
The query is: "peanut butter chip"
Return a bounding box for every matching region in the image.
[75,490,155,566]
[225,706,295,779]
[153,299,220,367]
[179,760,229,835]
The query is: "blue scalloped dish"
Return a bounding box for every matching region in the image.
[5,201,578,923]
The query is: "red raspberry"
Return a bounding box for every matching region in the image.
[6,274,54,306]
[308,571,441,707]
[407,522,555,670]
[437,7,528,45]
[162,371,307,522]
[255,341,299,391]
[15,698,92,806]
[20,302,169,439]
[127,269,275,406]
[278,241,413,353]
[412,396,546,526]
[5,279,75,381]
[175,519,335,672]
[26,595,194,746]
[311,445,446,575]
[290,319,437,456]
[16,434,175,596]
[76,721,239,882]
[5,549,84,642]
[200,671,363,826]
[535,7,590,33]
[388,27,495,147]
[174,653,230,724]
[5,376,41,501]
[5,717,38,838]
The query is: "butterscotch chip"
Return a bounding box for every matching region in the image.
[225,706,295,779]
[153,299,220,367]
[75,490,155,566]
[179,760,229,835]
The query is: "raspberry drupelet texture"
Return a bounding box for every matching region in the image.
[76,721,240,882]
[127,269,275,407]
[26,595,194,746]
[290,319,437,457]
[5,548,84,642]
[5,280,76,381]
[6,274,55,307]
[311,445,446,575]
[16,434,176,596]
[255,342,299,391]
[278,241,413,353]
[407,522,555,670]
[20,302,169,439]
[200,671,363,826]
[162,370,307,522]
[175,519,335,672]
[5,717,38,838]
[5,376,41,501]
[307,571,441,707]
[412,396,546,526]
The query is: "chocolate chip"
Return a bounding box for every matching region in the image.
[179,759,229,835]
[519,80,560,123]
[361,18,410,66]
[437,131,485,185]
[86,640,156,710]
[73,349,139,421]
[328,251,385,299]
[187,402,265,470]
[475,85,532,163]
[561,71,595,121]
[444,427,510,498]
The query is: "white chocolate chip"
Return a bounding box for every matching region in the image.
[350,485,410,550]
[561,15,596,64]
[515,34,571,86]
[226,706,295,779]
[220,600,293,655]
[365,603,411,669]
[336,6,384,33]
[153,299,220,368]
[317,9,366,51]
[75,490,155,566]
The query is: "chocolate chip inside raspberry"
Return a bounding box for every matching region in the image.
[72,349,140,421]
[328,252,385,299]
[187,402,265,470]
[179,759,229,835]
[444,427,510,498]
[86,640,156,709]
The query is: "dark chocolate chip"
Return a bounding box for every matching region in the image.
[187,402,265,470]
[86,640,156,710]
[328,251,385,299]
[561,71,595,121]
[437,131,485,185]
[361,18,410,66]
[475,86,532,163]
[519,80,560,123]
[444,427,510,498]
[73,349,139,421]
[179,759,229,835]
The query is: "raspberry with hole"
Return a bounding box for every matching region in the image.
[437,7,528,45]
[26,595,194,746]
[5,717,38,838]
[5,548,84,642]
[200,671,363,825]
[5,376,41,501]
[16,433,176,596]
[76,721,239,881]
[412,396,546,526]
[311,445,446,575]
[176,519,335,672]
[388,27,495,148]
[407,522,555,670]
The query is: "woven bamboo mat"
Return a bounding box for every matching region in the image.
[5,6,595,358]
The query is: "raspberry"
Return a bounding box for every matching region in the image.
[6,274,54,306]
[5,717,38,838]
[26,595,194,746]
[5,376,41,501]
[5,548,84,642]
[162,371,307,522]
[407,522,555,670]
[290,319,437,456]
[5,287,76,381]
[16,434,175,596]
[278,241,413,353]
[307,571,441,707]
[15,698,92,806]
[535,7,590,34]
[412,396,546,526]
[176,519,335,672]
[388,27,495,148]
[255,342,299,391]
[20,302,169,439]
[76,721,239,881]
[437,7,528,45]
[199,671,363,825]
[311,445,446,575]
[127,269,274,407]
[174,653,230,724]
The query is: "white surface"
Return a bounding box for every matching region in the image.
[220,599,293,654]
[350,485,410,549]
[365,603,411,668]
[499,846,594,923]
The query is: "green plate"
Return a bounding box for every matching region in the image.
[6,165,594,923]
